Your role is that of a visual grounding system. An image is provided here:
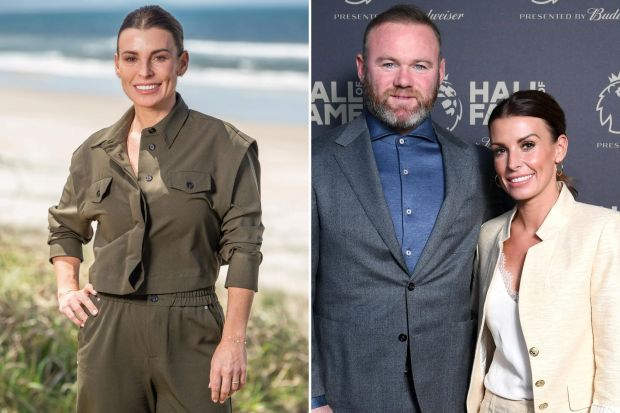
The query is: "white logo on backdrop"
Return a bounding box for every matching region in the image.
[436,74,462,131]
[596,72,620,135]
[345,0,372,4]
[531,0,559,4]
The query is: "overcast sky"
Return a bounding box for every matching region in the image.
[0,0,307,12]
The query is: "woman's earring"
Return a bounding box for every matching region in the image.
[494,174,503,188]
[556,162,564,177]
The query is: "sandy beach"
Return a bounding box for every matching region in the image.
[0,88,309,295]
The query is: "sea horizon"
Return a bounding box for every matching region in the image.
[0,5,308,124]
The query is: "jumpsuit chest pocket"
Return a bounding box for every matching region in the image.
[87,177,113,203]
[81,177,113,219]
[167,171,214,210]
[168,171,211,194]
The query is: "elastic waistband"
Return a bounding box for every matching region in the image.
[97,286,217,307]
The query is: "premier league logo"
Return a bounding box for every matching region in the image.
[434,74,463,132]
[596,72,620,135]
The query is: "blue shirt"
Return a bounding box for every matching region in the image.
[367,111,445,273]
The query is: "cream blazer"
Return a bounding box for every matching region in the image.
[467,185,620,413]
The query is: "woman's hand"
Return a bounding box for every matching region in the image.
[208,286,254,404]
[57,283,98,327]
[209,337,247,403]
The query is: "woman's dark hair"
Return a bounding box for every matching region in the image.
[488,90,577,197]
[117,5,184,55]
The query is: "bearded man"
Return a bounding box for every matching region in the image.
[311,5,507,413]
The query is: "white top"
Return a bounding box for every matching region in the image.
[483,252,533,400]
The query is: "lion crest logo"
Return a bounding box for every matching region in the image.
[435,74,463,132]
[596,72,620,135]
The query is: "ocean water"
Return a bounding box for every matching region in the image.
[0,6,309,124]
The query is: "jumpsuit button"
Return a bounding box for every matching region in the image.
[398,334,408,342]
[407,282,416,291]
[145,175,153,182]
[186,181,194,189]
[150,295,159,302]
[96,190,101,197]
[148,127,156,134]
[148,143,156,151]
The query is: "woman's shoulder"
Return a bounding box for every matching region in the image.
[186,109,256,150]
[571,199,620,234]
[481,209,513,233]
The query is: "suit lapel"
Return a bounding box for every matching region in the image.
[411,125,474,278]
[333,115,408,273]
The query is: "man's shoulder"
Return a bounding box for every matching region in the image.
[435,125,496,177]
[312,118,363,157]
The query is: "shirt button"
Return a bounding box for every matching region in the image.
[405,250,412,256]
[399,138,405,145]
[403,168,409,175]
[145,175,153,182]
[529,347,539,357]
[406,208,412,215]
[148,127,156,134]
[407,282,416,291]
[148,143,156,151]
[186,181,194,189]
[535,379,545,387]
[539,402,548,410]
[398,334,408,342]
[150,295,159,302]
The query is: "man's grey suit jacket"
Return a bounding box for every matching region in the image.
[311,114,505,412]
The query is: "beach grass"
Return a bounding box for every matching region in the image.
[0,228,308,413]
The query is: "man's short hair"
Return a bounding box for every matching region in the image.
[362,4,441,58]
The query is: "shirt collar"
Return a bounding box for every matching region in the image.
[90,93,190,149]
[499,183,575,242]
[365,109,437,143]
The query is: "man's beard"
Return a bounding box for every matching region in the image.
[363,73,440,132]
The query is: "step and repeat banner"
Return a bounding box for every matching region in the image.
[311,0,620,209]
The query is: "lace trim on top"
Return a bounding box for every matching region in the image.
[499,251,518,302]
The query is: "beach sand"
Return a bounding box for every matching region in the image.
[0,89,309,295]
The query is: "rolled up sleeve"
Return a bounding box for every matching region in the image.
[220,144,263,291]
[48,170,93,262]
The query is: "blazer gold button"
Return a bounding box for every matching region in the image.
[529,347,539,356]
[535,379,545,387]
[539,402,548,409]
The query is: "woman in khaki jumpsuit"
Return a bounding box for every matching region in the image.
[48,6,263,412]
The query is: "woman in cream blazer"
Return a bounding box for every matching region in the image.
[467,91,620,413]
